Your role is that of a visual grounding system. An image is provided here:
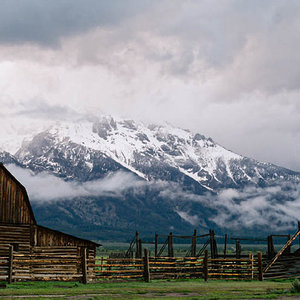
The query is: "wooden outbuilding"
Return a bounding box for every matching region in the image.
[0,162,99,257]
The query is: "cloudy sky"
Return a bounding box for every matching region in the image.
[1,0,300,170]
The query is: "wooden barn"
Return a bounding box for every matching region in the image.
[0,163,99,281]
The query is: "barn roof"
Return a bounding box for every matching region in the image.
[0,163,100,247]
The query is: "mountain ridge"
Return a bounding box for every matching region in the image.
[1,116,300,241]
[13,117,300,189]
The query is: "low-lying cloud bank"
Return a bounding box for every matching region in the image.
[162,184,300,231]
[6,164,145,201]
[6,164,300,231]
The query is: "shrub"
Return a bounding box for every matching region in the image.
[292,279,300,293]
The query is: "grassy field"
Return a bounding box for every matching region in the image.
[97,242,299,258]
[0,279,299,299]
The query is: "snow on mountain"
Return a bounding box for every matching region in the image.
[2,115,300,239]
[12,116,300,191]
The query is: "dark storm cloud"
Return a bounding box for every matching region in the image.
[0,0,152,45]
[1,0,300,172]
[153,0,300,93]
[2,0,300,93]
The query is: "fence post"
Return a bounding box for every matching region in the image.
[223,234,227,258]
[82,248,88,284]
[203,249,208,281]
[209,230,217,258]
[298,221,300,248]
[286,234,291,254]
[257,252,263,281]
[143,249,150,282]
[136,231,140,258]
[267,236,275,259]
[191,229,197,257]
[209,230,213,258]
[249,253,254,280]
[155,233,158,257]
[139,239,143,258]
[168,232,174,257]
[100,257,104,272]
[213,235,218,258]
[7,245,13,284]
[235,240,241,259]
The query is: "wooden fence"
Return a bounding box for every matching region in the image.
[149,256,203,280]
[87,251,204,282]
[87,250,262,282]
[204,252,258,280]
[89,257,145,281]
[263,255,300,279]
[0,247,271,283]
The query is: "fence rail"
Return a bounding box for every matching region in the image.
[203,251,260,281]
[89,257,144,281]
[149,256,203,279]
[0,246,283,283]
[263,255,300,279]
[87,254,205,282]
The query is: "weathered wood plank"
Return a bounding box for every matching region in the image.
[264,229,300,273]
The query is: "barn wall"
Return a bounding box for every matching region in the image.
[0,223,31,256]
[0,164,98,257]
[34,226,96,252]
[0,223,96,259]
[0,167,35,224]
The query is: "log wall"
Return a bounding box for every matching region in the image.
[34,225,97,250]
[0,246,91,282]
[14,247,81,281]
[0,246,9,280]
[0,224,31,256]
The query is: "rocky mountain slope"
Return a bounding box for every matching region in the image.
[1,116,300,241]
[15,117,300,188]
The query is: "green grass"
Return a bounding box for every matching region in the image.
[97,242,299,258]
[0,279,299,299]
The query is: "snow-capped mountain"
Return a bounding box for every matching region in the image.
[14,116,300,190]
[1,116,300,241]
